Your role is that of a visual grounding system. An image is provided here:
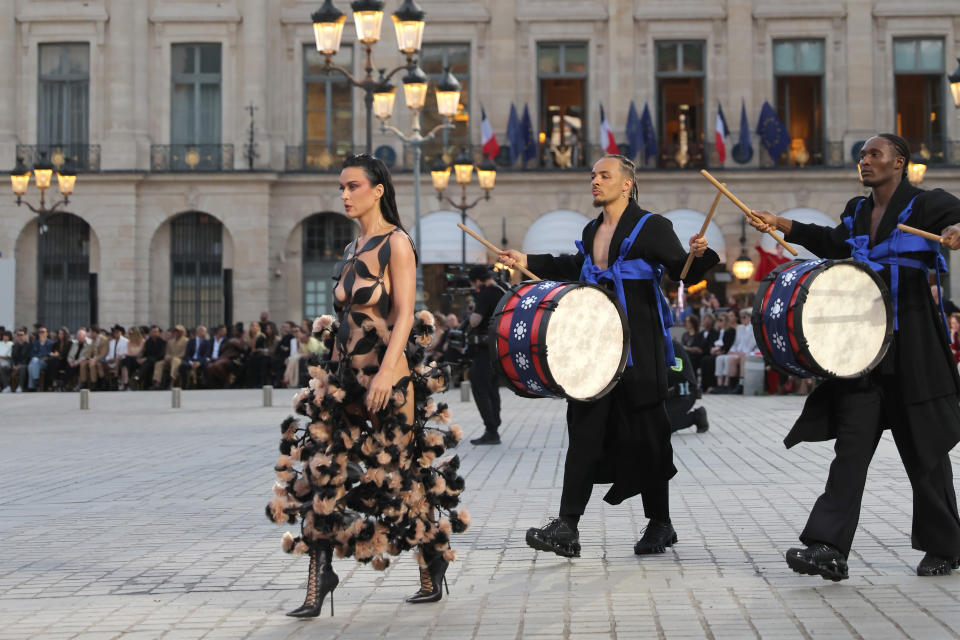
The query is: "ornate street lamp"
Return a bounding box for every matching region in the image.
[311,0,426,154]
[434,148,496,265]
[378,64,463,295]
[10,153,77,228]
[948,57,960,108]
[730,217,755,282]
[907,152,927,186]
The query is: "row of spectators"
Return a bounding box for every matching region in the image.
[0,316,328,392]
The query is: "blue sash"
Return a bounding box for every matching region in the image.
[575,213,675,367]
[843,195,947,332]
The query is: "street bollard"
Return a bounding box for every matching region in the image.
[263,385,273,407]
[79,388,90,410]
[171,387,181,409]
[460,379,471,403]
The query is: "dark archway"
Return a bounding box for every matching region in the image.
[302,212,356,319]
[38,212,92,330]
[170,211,223,327]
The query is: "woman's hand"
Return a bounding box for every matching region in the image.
[366,370,393,413]
[688,234,708,258]
[498,249,527,269]
[941,224,960,250]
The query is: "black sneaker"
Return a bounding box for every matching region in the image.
[785,543,848,581]
[693,407,709,433]
[634,520,677,555]
[526,518,581,558]
[470,431,501,445]
[917,553,960,576]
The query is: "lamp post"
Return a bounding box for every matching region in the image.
[10,152,77,232]
[374,65,461,299]
[311,0,426,154]
[907,152,928,186]
[731,217,755,283]
[432,148,496,265]
[948,58,960,109]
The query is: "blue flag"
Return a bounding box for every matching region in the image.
[756,100,789,162]
[738,99,752,160]
[520,104,537,164]
[625,101,642,161]
[639,102,658,165]
[506,104,521,165]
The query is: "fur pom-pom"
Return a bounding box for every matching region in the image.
[313,315,334,334]
[281,531,296,552]
[424,431,444,448]
[450,508,471,533]
[376,450,392,466]
[449,425,463,442]
[294,541,309,554]
[442,548,457,563]
[417,309,435,327]
[371,555,391,571]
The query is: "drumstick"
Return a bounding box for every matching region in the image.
[456,222,542,281]
[897,223,943,243]
[699,169,799,256]
[679,187,724,280]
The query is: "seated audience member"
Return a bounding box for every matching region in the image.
[62,328,90,390]
[702,312,735,393]
[11,329,31,392]
[284,325,322,388]
[205,329,248,388]
[120,327,144,391]
[272,322,296,387]
[137,326,166,389]
[104,325,129,389]
[679,315,701,369]
[49,327,71,389]
[713,309,758,394]
[0,331,12,392]
[153,325,187,389]
[932,284,960,316]
[242,321,263,387]
[80,328,110,389]
[250,321,279,387]
[689,313,716,381]
[26,326,56,391]
[178,325,211,389]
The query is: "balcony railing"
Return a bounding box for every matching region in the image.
[17,144,100,172]
[285,143,354,172]
[151,144,234,172]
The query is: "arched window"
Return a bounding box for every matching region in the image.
[39,212,90,330]
[522,210,591,255]
[302,213,356,318]
[171,212,223,327]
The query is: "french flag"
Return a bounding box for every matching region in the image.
[481,105,500,160]
[715,103,730,164]
[600,103,619,155]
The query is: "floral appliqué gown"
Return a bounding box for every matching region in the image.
[267,228,469,573]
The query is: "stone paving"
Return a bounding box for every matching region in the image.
[1,387,959,639]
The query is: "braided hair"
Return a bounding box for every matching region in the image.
[875,133,911,179]
[342,154,404,230]
[602,154,639,201]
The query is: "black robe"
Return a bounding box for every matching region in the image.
[783,180,960,469]
[527,201,719,503]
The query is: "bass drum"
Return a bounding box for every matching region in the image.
[489,280,629,401]
[752,259,893,379]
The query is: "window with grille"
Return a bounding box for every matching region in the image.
[170,212,223,327]
[38,213,90,331]
[655,41,705,168]
[893,38,945,163]
[302,213,357,320]
[303,45,354,169]
[420,43,470,167]
[38,43,89,148]
[538,42,587,168]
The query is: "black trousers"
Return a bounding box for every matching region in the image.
[666,394,697,432]
[800,378,960,557]
[469,347,501,433]
[560,386,670,522]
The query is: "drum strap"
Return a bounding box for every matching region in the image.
[575,213,675,367]
[844,195,948,332]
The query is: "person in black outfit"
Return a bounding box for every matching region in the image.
[499,155,718,558]
[700,312,735,392]
[666,339,708,433]
[467,266,505,445]
[751,133,960,578]
[137,325,166,389]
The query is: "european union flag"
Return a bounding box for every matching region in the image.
[639,102,658,165]
[738,99,753,160]
[756,100,789,162]
[506,104,521,165]
[520,104,537,164]
[626,101,642,162]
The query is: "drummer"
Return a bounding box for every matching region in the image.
[749,133,960,579]
[498,154,718,558]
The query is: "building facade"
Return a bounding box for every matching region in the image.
[2,0,960,330]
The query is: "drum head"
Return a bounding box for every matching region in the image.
[544,285,627,400]
[802,262,890,377]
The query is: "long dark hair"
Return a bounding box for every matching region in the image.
[875,133,910,179]
[342,154,404,230]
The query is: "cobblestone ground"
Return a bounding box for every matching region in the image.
[1,388,959,639]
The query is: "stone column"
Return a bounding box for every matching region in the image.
[726,0,753,167]
[101,0,137,169]
[239,0,270,169]
[844,0,875,154]
[0,10,18,165]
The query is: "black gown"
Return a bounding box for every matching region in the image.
[527,201,719,510]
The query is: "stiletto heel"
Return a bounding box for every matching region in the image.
[406,549,450,604]
[288,546,339,618]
